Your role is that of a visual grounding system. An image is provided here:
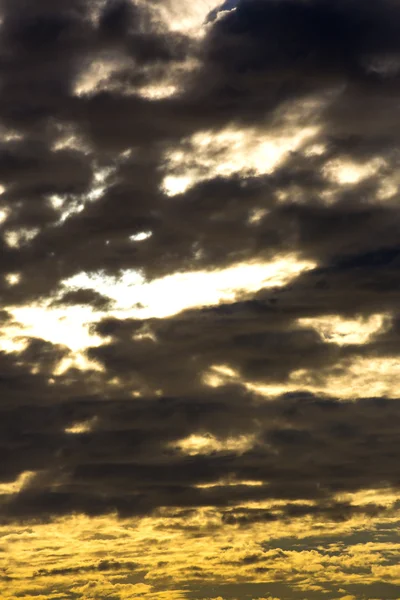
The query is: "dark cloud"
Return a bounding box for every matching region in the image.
[33,559,140,577]
[1,383,400,521]
[198,0,400,129]
[222,501,385,527]
[51,287,114,310]
[0,0,398,548]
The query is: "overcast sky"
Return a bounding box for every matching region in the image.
[1,1,400,599]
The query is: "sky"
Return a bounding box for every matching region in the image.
[0,0,400,598]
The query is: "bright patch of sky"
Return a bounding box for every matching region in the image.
[150,0,233,36]
[0,255,315,373]
[64,255,315,317]
[162,126,320,196]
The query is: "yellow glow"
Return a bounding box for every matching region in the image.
[3,499,400,600]
[298,313,388,345]
[65,255,315,318]
[304,143,327,157]
[0,471,36,495]
[163,125,319,196]
[323,157,385,185]
[248,207,269,225]
[203,364,241,387]
[52,132,89,153]
[65,419,97,434]
[0,256,313,375]
[0,255,313,377]
[203,372,226,387]
[318,356,400,398]
[138,84,180,100]
[5,272,21,286]
[337,488,400,508]
[196,479,264,488]
[74,51,190,100]
[9,304,103,353]
[53,354,103,375]
[377,173,400,201]
[0,206,8,223]
[129,231,152,242]
[0,7,397,598]
[49,167,116,225]
[4,228,39,248]
[243,355,400,400]
[74,56,131,97]
[149,0,223,35]
[162,175,193,196]
[0,303,106,374]
[211,364,238,378]
[49,194,64,209]
[0,332,28,354]
[171,433,255,455]
[0,129,23,142]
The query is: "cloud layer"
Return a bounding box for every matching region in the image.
[0,0,400,598]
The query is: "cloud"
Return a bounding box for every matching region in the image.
[0,0,399,598]
[1,381,400,521]
[33,559,140,577]
[50,287,114,310]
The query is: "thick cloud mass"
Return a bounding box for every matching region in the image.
[1,0,400,598]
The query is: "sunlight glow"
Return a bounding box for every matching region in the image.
[3,507,399,600]
[211,364,238,378]
[53,354,104,375]
[323,157,385,185]
[0,255,314,372]
[74,56,129,97]
[129,231,153,242]
[163,126,319,196]
[150,0,224,35]
[50,166,116,225]
[1,3,399,599]
[242,356,400,400]
[138,84,180,100]
[298,313,388,345]
[203,365,240,389]
[4,228,39,248]
[317,356,400,398]
[171,433,256,455]
[74,48,190,101]
[65,255,316,318]
[162,175,193,196]
[0,304,105,373]
[196,479,264,488]
[377,174,400,201]
[203,364,240,387]
[65,419,97,434]
[247,208,269,225]
[0,206,8,223]
[10,304,103,353]
[304,143,327,157]
[0,471,36,495]
[0,256,313,371]
[52,132,89,153]
[0,332,28,354]
[5,273,21,286]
